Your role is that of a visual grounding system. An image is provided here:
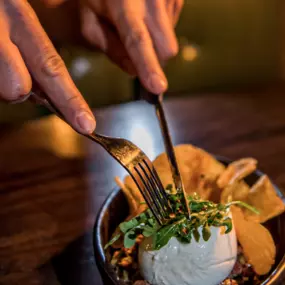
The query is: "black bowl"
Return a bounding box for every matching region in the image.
[94,158,285,285]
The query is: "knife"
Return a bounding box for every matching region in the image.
[143,91,191,218]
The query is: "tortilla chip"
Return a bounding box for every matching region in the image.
[244,175,285,223]
[217,158,257,188]
[220,180,251,204]
[231,206,276,275]
[152,144,225,200]
[121,144,284,224]
[116,144,281,274]
[115,176,147,216]
[115,176,139,215]
[123,144,225,202]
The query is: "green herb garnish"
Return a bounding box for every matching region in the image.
[105,189,259,251]
[104,234,121,250]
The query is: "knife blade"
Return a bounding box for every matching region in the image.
[143,91,191,218]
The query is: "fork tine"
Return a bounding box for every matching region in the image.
[142,158,172,210]
[141,157,172,209]
[133,166,165,224]
[140,160,172,214]
[131,170,164,223]
[136,163,169,219]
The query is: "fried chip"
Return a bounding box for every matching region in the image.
[220,180,250,204]
[114,143,283,275]
[217,158,257,188]
[152,144,225,200]
[231,206,276,275]
[123,144,225,202]
[115,176,139,215]
[115,176,147,217]
[244,175,285,223]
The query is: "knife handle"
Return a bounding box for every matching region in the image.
[141,89,163,105]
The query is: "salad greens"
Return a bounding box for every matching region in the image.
[105,185,259,251]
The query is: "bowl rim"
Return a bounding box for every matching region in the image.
[94,155,285,285]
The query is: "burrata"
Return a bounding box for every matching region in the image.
[139,224,237,285]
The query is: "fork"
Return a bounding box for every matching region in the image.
[29,90,172,225]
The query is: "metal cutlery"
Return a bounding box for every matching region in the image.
[29,90,172,225]
[142,91,191,218]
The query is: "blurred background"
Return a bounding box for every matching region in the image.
[1,0,284,122]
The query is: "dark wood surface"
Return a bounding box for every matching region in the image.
[1,87,285,284]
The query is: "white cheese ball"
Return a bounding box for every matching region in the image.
[138,224,237,285]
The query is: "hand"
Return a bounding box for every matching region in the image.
[79,0,183,94]
[0,0,96,134]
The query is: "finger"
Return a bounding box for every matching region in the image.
[80,4,107,51]
[9,0,96,134]
[81,5,136,76]
[146,0,178,60]
[166,0,174,24]
[108,0,168,94]
[172,0,184,26]
[166,0,184,26]
[0,17,31,101]
[100,20,137,76]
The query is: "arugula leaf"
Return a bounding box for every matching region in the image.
[142,225,157,237]
[119,211,150,233]
[148,217,157,227]
[222,217,233,234]
[119,218,139,233]
[104,234,121,250]
[137,212,148,222]
[153,223,179,250]
[124,230,137,248]
[106,190,261,252]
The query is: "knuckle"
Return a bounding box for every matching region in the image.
[125,28,150,50]
[65,94,82,106]
[53,90,83,111]
[40,49,66,77]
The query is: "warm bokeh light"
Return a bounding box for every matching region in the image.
[27,115,84,158]
[182,45,199,62]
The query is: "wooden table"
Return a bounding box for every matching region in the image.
[1,87,285,285]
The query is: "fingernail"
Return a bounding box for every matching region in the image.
[148,73,168,94]
[76,111,96,133]
[9,92,32,104]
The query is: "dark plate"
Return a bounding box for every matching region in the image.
[94,157,285,285]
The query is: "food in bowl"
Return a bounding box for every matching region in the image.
[104,145,285,285]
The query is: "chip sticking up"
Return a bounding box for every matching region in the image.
[244,175,285,223]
